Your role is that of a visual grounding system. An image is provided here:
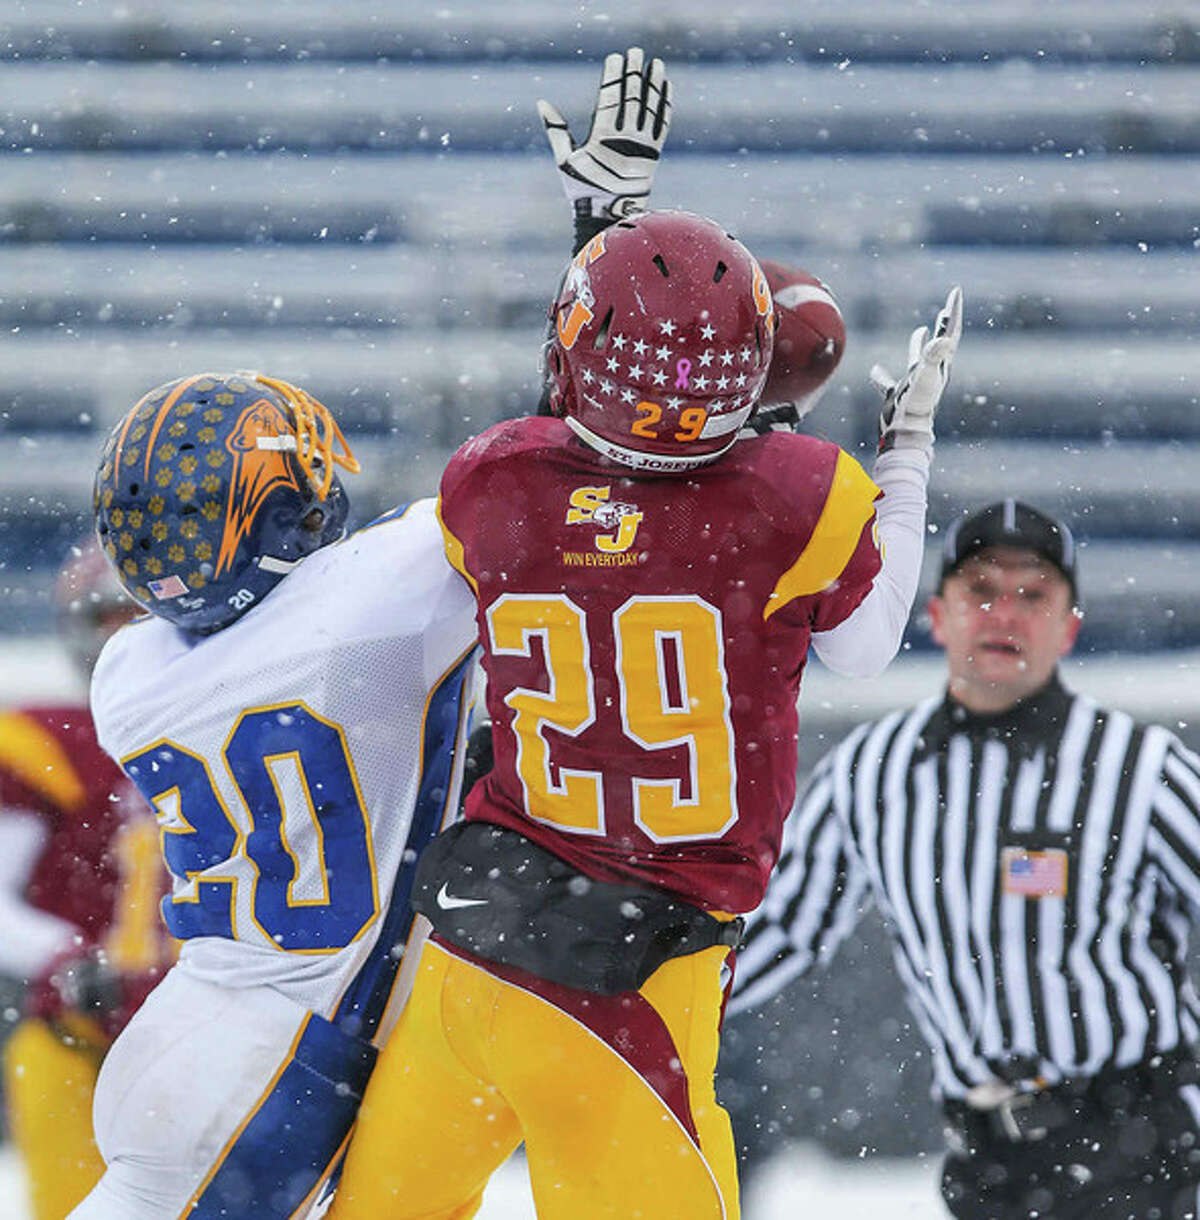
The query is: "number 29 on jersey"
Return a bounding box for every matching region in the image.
[487,592,738,844]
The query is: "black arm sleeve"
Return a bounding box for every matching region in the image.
[572,201,616,255]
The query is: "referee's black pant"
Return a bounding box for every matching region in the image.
[941,1057,1200,1220]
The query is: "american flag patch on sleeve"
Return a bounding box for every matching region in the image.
[1001,847,1068,898]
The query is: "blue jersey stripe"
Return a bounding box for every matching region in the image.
[332,647,475,1040]
[188,1012,376,1220]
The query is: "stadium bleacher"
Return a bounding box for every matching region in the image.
[0,1,1198,1189]
[0,0,1196,653]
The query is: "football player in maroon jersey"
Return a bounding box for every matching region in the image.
[326,50,963,1220]
[0,540,172,1220]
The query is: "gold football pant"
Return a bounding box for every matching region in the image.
[328,938,739,1220]
[3,1017,108,1220]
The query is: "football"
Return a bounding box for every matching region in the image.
[759,260,846,410]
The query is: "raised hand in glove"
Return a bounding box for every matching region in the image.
[871,286,963,459]
[537,46,671,221]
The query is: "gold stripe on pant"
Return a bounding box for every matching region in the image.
[328,939,738,1220]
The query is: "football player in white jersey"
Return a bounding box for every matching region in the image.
[77,372,478,1219]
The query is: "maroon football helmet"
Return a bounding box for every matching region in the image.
[545,210,775,471]
[54,536,138,675]
[759,260,846,418]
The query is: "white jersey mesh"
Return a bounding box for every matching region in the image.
[90,499,478,1021]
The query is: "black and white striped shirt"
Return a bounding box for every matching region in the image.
[732,674,1200,1102]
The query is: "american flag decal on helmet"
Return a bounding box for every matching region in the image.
[147,574,188,600]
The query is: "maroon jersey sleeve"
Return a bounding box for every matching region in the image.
[810,517,882,633]
[438,420,882,913]
[0,706,170,966]
[0,708,88,818]
[755,440,882,633]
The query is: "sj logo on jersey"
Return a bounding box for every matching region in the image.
[563,485,645,566]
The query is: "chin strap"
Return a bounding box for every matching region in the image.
[253,374,362,499]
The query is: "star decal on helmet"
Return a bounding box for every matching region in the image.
[543,211,774,471]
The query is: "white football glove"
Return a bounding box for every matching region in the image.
[870,285,963,459]
[536,46,672,220]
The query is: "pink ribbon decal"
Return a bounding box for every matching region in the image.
[674,358,692,389]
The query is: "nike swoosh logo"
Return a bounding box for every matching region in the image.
[436,882,489,911]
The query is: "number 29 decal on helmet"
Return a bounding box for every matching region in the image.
[544,210,775,472]
[93,372,360,635]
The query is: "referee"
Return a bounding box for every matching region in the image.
[733,499,1200,1220]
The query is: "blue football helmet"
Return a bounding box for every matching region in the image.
[93,372,360,634]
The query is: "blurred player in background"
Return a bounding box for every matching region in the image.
[75,372,478,1219]
[325,47,962,1220]
[0,539,172,1220]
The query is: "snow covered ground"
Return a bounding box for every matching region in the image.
[0,1142,944,1218]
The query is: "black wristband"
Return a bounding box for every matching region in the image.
[571,205,615,256]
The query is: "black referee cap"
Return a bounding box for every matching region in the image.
[940,500,1077,598]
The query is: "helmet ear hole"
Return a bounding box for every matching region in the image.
[713,261,727,284]
[591,307,614,350]
[544,346,567,417]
